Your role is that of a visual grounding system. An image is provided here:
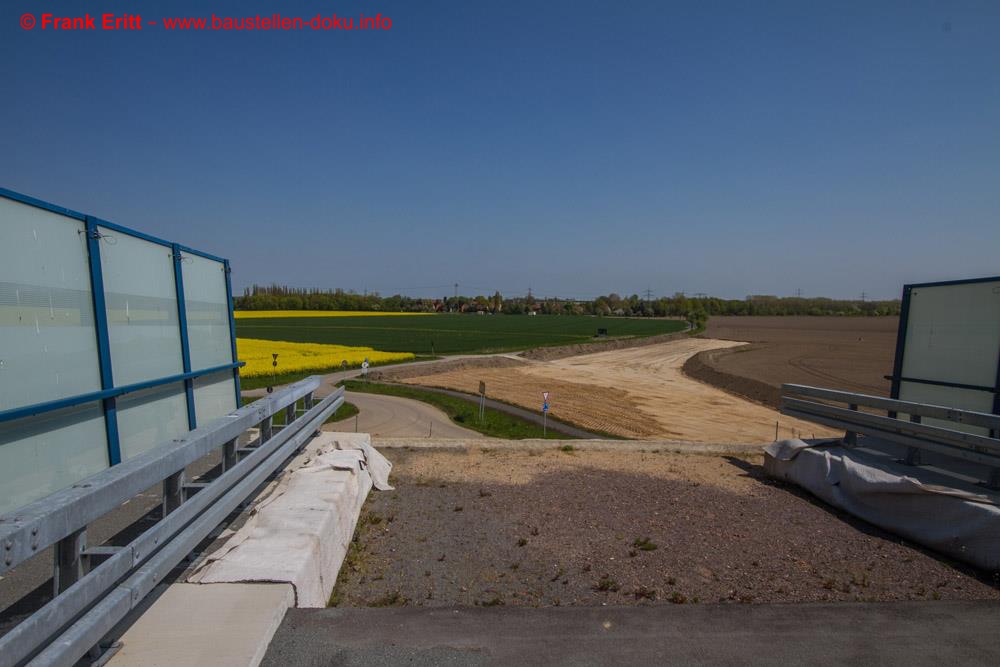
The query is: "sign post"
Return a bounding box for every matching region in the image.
[479,381,486,422]
[542,391,549,436]
[268,353,278,393]
[361,358,369,383]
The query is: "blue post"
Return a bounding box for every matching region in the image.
[172,244,197,429]
[84,217,122,466]
[224,260,242,407]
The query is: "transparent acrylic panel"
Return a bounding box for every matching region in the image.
[98,227,183,386]
[0,197,101,411]
[193,370,237,426]
[183,255,233,370]
[901,280,1000,389]
[0,401,108,515]
[897,381,993,437]
[117,382,189,460]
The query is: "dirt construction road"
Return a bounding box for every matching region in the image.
[400,339,837,442]
[324,391,482,439]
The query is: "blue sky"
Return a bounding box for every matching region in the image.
[3,1,998,300]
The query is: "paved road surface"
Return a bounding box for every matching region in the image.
[263,602,1000,666]
[327,391,482,439]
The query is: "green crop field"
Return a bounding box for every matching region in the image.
[236,314,686,355]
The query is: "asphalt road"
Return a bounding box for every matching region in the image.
[328,391,483,439]
[263,601,1000,666]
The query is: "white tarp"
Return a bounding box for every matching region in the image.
[764,439,1000,571]
[188,432,392,607]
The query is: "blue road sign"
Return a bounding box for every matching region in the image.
[542,402,549,412]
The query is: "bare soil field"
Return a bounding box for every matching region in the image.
[692,316,899,407]
[332,448,999,608]
[396,339,836,442]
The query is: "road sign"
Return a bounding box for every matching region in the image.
[542,391,549,401]
[479,381,486,395]
[542,402,549,412]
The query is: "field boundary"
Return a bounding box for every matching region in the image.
[519,327,690,361]
[681,344,782,409]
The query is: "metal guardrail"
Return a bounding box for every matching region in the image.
[780,383,1000,483]
[0,376,343,667]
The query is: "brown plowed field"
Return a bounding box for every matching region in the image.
[694,316,899,407]
[399,339,837,443]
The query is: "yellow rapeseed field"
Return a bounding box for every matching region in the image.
[234,310,432,319]
[237,338,414,377]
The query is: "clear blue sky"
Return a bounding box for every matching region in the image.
[3,1,998,300]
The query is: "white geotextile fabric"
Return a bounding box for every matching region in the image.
[188,433,392,607]
[764,439,1000,571]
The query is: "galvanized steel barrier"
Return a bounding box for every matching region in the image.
[780,383,1000,485]
[0,376,343,666]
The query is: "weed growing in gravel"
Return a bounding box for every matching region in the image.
[668,591,688,604]
[480,596,505,607]
[517,538,528,547]
[633,537,658,551]
[594,576,620,592]
[453,506,463,512]
[370,591,407,607]
[634,586,657,601]
[559,445,576,453]
[478,489,493,497]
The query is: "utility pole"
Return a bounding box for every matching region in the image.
[454,283,458,300]
[795,288,802,298]
[860,291,867,302]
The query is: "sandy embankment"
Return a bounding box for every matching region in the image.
[398,339,839,443]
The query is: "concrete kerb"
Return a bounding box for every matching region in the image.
[372,437,767,456]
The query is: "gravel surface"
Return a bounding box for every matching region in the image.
[332,448,1000,608]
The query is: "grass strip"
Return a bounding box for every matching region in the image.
[341,380,573,440]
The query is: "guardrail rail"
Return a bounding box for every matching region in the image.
[780,383,1000,487]
[0,376,343,667]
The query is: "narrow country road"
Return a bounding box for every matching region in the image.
[326,391,482,439]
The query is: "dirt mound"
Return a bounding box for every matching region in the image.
[399,339,834,443]
[521,328,689,361]
[682,344,782,409]
[371,356,525,382]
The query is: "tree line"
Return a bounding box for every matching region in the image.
[235,284,900,317]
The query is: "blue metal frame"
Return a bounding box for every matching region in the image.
[84,216,122,465]
[0,363,243,425]
[172,244,198,429]
[1,187,242,463]
[224,260,242,408]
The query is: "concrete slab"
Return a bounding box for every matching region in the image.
[110,583,293,667]
[264,601,1000,666]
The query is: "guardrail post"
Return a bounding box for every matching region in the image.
[53,527,87,595]
[285,403,296,427]
[844,403,858,446]
[260,416,273,442]
[163,470,185,515]
[222,438,237,471]
[904,415,923,465]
